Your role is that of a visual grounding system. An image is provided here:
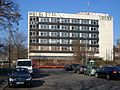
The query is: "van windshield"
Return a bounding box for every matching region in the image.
[17,61,31,66]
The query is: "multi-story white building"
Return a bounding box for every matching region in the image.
[28,12,113,62]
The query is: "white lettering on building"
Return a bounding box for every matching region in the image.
[29,12,64,18]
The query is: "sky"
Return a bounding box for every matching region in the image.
[16,0,120,45]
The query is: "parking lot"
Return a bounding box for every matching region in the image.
[1,68,120,90]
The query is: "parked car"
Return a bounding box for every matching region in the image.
[74,65,86,74]
[64,64,73,71]
[8,68,32,87]
[64,64,80,71]
[95,66,120,80]
[16,59,33,75]
[84,66,97,76]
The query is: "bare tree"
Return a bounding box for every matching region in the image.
[12,31,27,60]
[0,0,21,67]
[114,39,120,62]
[72,40,86,64]
[0,0,21,30]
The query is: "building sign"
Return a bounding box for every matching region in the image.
[29,12,64,18]
[99,16,112,21]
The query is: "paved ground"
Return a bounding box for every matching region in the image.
[1,68,120,90]
[0,76,8,84]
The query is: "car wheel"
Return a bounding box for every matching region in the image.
[95,73,99,78]
[31,74,34,78]
[84,72,86,75]
[89,72,91,76]
[74,71,76,73]
[77,70,80,74]
[29,83,32,87]
[27,82,32,87]
[8,84,13,88]
[106,74,110,80]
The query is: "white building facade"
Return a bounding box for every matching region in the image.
[28,12,113,61]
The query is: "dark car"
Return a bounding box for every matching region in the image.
[8,68,32,87]
[95,66,120,80]
[64,64,80,71]
[74,65,86,74]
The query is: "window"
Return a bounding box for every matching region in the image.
[61,39,69,44]
[51,18,60,23]
[40,46,49,50]
[30,46,39,50]
[30,17,38,22]
[91,34,98,38]
[81,26,89,31]
[61,32,69,37]
[61,46,70,51]
[51,39,60,44]
[51,32,60,36]
[30,38,38,43]
[40,39,49,44]
[91,20,98,25]
[39,31,49,36]
[30,31,37,37]
[40,17,49,22]
[71,26,80,30]
[30,24,38,29]
[40,24,49,29]
[72,33,79,37]
[61,18,70,23]
[51,46,60,51]
[51,25,58,30]
[72,19,80,23]
[91,27,98,31]
[91,40,98,45]
[81,19,89,24]
[30,17,32,21]
[57,25,60,29]
[36,17,39,22]
[61,25,69,30]
[81,33,88,38]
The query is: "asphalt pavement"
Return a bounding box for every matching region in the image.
[1,68,120,90]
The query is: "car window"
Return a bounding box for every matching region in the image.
[99,67,105,71]
[76,65,81,68]
[113,66,120,70]
[13,69,29,74]
[92,67,97,69]
[17,61,31,66]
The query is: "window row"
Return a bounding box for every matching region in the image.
[30,31,98,38]
[30,39,99,45]
[30,17,98,25]
[30,24,98,31]
[30,46,71,51]
[30,45,99,52]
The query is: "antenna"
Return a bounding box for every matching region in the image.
[88,1,89,7]
[87,1,90,13]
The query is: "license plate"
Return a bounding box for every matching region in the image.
[16,82,24,84]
